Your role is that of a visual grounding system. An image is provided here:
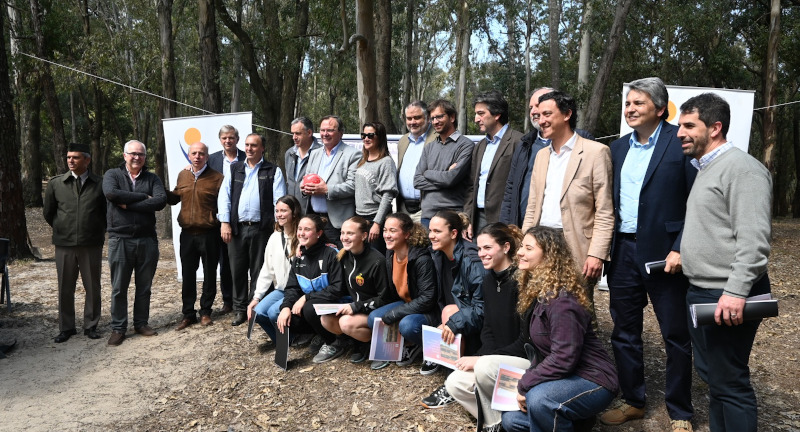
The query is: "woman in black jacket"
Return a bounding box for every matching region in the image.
[276,214,342,352]
[367,212,438,370]
[316,216,392,363]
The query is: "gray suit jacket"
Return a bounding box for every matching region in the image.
[285,138,323,211]
[464,127,523,226]
[208,149,246,175]
[305,142,362,228]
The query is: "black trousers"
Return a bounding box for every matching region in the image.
[687,275,770,432]
[607,237,693,420]
[180,229,220,318]
[227,224,270,313]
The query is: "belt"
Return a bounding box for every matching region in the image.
[618,232,637,241]
[239,221,260,226]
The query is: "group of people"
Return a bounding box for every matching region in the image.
[43,77,772,432]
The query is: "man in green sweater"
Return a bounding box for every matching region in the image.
[678,93,772,432]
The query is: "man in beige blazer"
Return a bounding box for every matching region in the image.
[522,91,614,296]
[396,101,438,222]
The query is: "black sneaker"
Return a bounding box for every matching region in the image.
[349,342,369,364]
[306,335,324,354]
[291,332,314,347]
[397,344,422,367]
[420,385,455,409]
[420,360,441,375]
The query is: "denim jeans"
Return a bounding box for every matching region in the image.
[254,289,284,341]
[367,301,433,346]
[108,237,160,331]
[501,375,615,432]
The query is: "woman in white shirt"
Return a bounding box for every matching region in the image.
[247,195,303,341]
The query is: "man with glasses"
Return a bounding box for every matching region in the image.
[414,99,474,229]
[103,140,167,346]
[302,115,361,246]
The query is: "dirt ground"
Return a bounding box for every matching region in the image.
[1,209,799,432]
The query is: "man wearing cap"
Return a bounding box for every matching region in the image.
[44,143,107,343]
[167,142,224,330]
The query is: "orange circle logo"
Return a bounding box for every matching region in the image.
[667,101,677,122]
[184,128,201,145]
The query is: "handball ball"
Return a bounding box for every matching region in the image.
[303,173,322,184]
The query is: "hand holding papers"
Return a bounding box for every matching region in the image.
[312,303,347,315]
[690,293,778,328]
[490,364,526,411]
[421,325,461,369]
[369,318,404,362]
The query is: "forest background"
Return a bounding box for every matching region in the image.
[1,0,799,257]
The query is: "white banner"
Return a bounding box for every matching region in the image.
[163,112,253,281]
[619,84,755,152]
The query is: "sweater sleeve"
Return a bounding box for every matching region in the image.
[724,169,772,298]
[374,158,398,224]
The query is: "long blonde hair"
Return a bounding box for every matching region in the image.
[516,226,590,315]
[274,195,303,258]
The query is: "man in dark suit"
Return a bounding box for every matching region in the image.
[464,90,522,235]
[599,77,696,432]
[208,125,246,314]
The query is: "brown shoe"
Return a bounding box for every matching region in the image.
[671,419,693,432]
[200,315,213,326]
[107,331,126,346]
[134,325,158,337]
[220,304,233,314]
[176,317,197,331]
[599,401,645,425]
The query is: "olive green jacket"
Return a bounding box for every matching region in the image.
[43,171,107,247]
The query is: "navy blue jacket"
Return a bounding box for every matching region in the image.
[607,121,696,276]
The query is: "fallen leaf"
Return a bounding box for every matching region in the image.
[351,402,361,416]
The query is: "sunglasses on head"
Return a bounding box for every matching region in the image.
[361,133,376,139]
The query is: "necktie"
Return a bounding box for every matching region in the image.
[76,176,82,195]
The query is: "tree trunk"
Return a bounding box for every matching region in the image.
[354,0,379,126]
[30,0,68,174]
[401,0,416,133]
[21,92,43,207]
[523,2,533,133]
[199,0,222,113]
[547,0,560,90]
[762,0,780,179]
[454,0,470,134]
[0,12,34,259]
[375,0,396,132]
[792,106,800,217]
[230,0,244,112]
[581,0,634,134]
[278,0,311,167]
[576,0,592,128]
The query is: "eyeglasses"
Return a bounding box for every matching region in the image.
[126,152,146,158]
[361,133,376,139]
[431,114,448,121]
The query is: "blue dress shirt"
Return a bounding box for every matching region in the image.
[619,121,663,233]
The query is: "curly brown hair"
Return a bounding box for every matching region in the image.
[516,226,590,315]
[385,212,429,248]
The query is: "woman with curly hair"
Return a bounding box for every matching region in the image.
[367,212,438,370]
[500,226,618,432]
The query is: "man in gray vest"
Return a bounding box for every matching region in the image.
[218,133,286,326]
